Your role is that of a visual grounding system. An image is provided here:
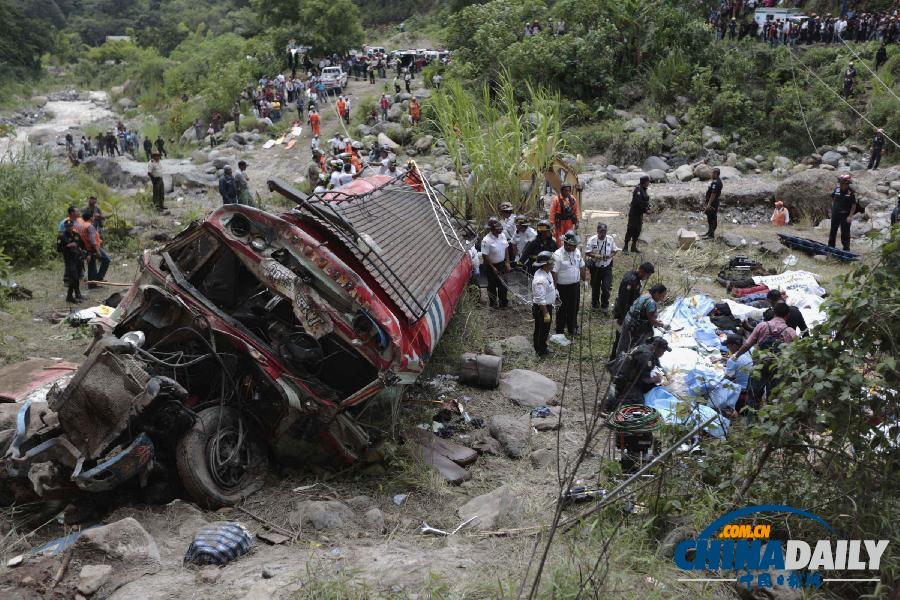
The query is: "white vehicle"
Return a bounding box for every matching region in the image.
[753,7,804,30]
[320,66,348,91]
[364,45,386,56]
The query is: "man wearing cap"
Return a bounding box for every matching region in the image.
[552,231,586,337]
[623,176,650,254]
[549,182,579,246]
[482,217,511,309]
[702,168,723,239]
[868,128,886,170]
[219,166,238,204]
[610,336,670,408]
[519,219,557,273]
[828,174,857,251]
[611,262,654,359]
[235,160,253,206]
[584,222,619,314]
[148,152,166,211]
[510,216,537,262]
[498,202,516,240]
[531,251,557,356]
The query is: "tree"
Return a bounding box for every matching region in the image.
[0,0,56,75]
[296,0,364,55]
[252,0,301,26]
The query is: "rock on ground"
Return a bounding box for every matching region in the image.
[760,241,787,255]
[721,232,747,248]
[642,156,670,172]
[775,168,839,221]
[377,132,400,151]
[457,485,524,531]
[289,500,356,531]
[675,164,694,182]
[77,564,113,595]
[498,369,557,408]
[72,517,161,596]
[363,508,386,534]
[530,448,556,469]
[488,415,531,459]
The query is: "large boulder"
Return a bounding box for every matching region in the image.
[772,156,793,170]
[499,369,556,407]
[387,103,404,122]
[622,117,647,132]
[81,156,149,188]
[716,166,742,180]
[374,121,409,144]
[647,169,667,183]
[117,97,136,110]
[413,134,434,153]
[377,132,400,151]
[693,163,714,181]
[675,164,694,182]
[179,126,199,145]
[488,415,531,459]
[457,486,525,531]
[821,150,842,167]
[642,156,670,172]
[613,171,647,187]
[31,95,49,108]
[775,168,839,221]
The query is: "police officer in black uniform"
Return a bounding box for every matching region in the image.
[868,129,886,170]
[623,175,650,254]
[828,174,858,251]
[519,219,557,274]
[842,62,857,98]
[609,261,654,360]
[610,336,670,408]
[702,168,723,239]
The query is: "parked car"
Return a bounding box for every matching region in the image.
[320,66,348,91]
[1,175,475,509]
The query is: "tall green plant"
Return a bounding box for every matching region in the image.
[429,72,568,223]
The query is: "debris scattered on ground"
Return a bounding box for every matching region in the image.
[562,484,606,505]
[392,493,409,506]
[420,516,478,536]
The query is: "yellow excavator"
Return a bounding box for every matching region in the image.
[520,155,582,214]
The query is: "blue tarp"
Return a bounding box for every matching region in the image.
[684,368,741,411]
[644,386,730,439]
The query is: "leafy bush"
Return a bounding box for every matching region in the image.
[647,51,693,106]
[569,120,664,165]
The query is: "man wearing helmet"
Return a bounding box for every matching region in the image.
[498,201,516,240]
[828,174,858,251]
[482,217,511,309]
[519,219,557,273]
[510,216,537,262]
[549,182,579,246]
[552,231,586,338]
[531,251,557,356]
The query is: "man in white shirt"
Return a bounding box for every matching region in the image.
[510,216,537,262]
[329,135,344,155]
[328,162,343,188]
[584,222,619,315]
[552,231,586,337]
[337,163,354,188]
[531,251,556,356]
[482,217,510,309]
[498,202,516,240]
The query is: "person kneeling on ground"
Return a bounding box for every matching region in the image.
[608,336,670,410]
[531,251,557,357]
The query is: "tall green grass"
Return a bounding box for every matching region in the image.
[429,71,569,222]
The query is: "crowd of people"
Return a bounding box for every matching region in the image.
[64,122,167,165]
[55,196,110,304]
[710,1,900,46]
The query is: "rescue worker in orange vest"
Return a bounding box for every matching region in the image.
[409,98,421,125]
[548,182,579,247]
[404,162,424,191]
[336,96,347,121]
[80,210,110,288]
[312,148,327,174]
[770,200,789,227]
[349,141,364,175]
[308,108,321,137]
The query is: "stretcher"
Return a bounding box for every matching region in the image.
[777,233,859,261]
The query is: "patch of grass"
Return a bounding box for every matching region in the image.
[293,566,372,599]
